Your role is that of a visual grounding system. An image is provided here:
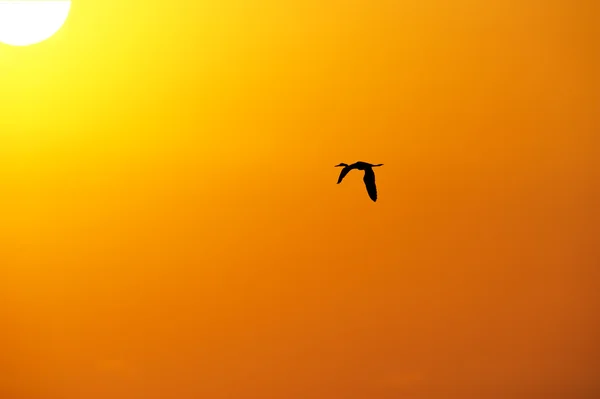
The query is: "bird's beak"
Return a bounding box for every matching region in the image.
[334,163,344,167]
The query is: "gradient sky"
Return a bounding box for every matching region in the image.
[1,1,599,398]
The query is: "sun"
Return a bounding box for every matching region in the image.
[0,1,71,46]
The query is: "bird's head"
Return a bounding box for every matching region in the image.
[335,163,348,167]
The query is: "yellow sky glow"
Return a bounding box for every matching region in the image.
[1,1,598,398]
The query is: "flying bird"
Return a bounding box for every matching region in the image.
[335,161,384,202]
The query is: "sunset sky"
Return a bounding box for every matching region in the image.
[1,1,598,398]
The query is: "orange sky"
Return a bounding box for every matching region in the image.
[1,1,599,398]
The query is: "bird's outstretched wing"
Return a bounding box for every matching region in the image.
[363,168,378,202]
[337,166,352,184]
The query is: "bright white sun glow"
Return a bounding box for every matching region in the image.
[0,1,71,46]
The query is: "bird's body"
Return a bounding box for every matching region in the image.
[335,161,384,202]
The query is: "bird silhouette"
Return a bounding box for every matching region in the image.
[335,161,384,202]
